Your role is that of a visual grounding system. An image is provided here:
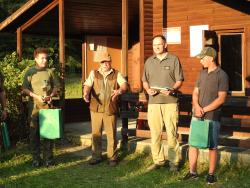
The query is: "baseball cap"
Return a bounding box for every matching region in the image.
[96,51,111,63]
[196,47,217,59]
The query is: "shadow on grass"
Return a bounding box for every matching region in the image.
[1,143,250,188]
[0,144,90,180]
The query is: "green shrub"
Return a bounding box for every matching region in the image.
[0,52,34,143]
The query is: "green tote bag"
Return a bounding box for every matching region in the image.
[39,109,63,139]
[1,122,11,149]
[188,118,212,149]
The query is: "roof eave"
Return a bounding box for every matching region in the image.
[0,0,40,31]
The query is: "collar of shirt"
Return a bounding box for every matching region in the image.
[97,68,114,78]
[152,53,169,63]
[204,66,220,74]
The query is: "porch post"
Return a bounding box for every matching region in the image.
[140,0,144,68]
[16,27,22,61]
[121,0,129,148]
[122,0,128,77]
[59,0,65,125]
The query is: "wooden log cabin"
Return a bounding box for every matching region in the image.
[0,0,249,148]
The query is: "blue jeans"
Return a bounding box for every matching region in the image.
[208,120,221,149]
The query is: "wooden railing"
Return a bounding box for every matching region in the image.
[120,93,250,149]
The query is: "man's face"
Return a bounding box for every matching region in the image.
[200,56,212,68]
[152,37,167,55]
[100,61,111,72]
[35,53,48,69]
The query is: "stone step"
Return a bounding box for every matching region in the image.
[65,120,250,165]
[65,132,250,166]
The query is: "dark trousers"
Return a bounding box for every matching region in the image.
[28,102,53,162]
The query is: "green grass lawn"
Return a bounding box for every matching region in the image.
[65,73,82,99]
[0,144,249,188]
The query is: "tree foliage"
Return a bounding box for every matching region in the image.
[0,0,28,21]
[0,0,82,143]
[0,52,33,142]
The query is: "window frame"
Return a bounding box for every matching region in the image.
[212,27,246,96]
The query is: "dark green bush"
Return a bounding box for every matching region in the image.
[0,52,34,143]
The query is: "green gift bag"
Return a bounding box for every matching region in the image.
[188,118,212,149]
[39,109,63,139]
[1,122,11,149]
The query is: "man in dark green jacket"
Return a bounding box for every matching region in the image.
[22,48,60,167]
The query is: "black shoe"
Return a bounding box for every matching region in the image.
[206,174,217,184]
[88,158,102,165]
[108,160,118,167]
[182,172,199,181]
[32,160,41,168]
[45,160,55,167]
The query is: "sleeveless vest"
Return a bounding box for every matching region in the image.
[89,69,119,115]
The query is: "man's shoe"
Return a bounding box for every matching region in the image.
[108,160,118,167]
[182,172,199,181]
[206,174,217,184]
[45,160,55,167]
[88,158,102,165]
[32,160,41,168]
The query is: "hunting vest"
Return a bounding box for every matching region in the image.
[89,69,119,115]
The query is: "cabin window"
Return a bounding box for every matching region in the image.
[219,33,244,93]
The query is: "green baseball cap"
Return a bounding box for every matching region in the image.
[196,47,217,59]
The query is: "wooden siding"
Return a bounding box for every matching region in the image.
[127,0,153,92]
[128,42,141,91]
[142,0,153,61]
[150,0,250,95]
[84,36,122,79]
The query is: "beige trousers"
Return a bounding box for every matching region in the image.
[90,111,117,160]
[147,103,180,165]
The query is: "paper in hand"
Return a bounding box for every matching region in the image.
[150,86,174,91]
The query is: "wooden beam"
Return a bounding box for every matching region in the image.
[16,27,22,61]
[82,40,87,81]
[82,42,85,82]
[122,0,129,146]
[59,0,65,123]
[0,0,40,31]
[21,0,59,31]
[139,0,145,90]
[81,40,87,97]
[122,0,128,77]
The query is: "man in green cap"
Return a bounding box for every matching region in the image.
[83,51,127,167]
[22,48,60,167]
[182,47,228,184]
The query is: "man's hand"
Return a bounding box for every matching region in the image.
[42,96,52,104]
[111,89,121,101]
[83,93,90,103]
[146,88,157,96]
[29,92,44,103]
[1,110,7,121]
[193,105,204,118]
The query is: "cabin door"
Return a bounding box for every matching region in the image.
[82,36,122,81]
[203,29,246,96]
